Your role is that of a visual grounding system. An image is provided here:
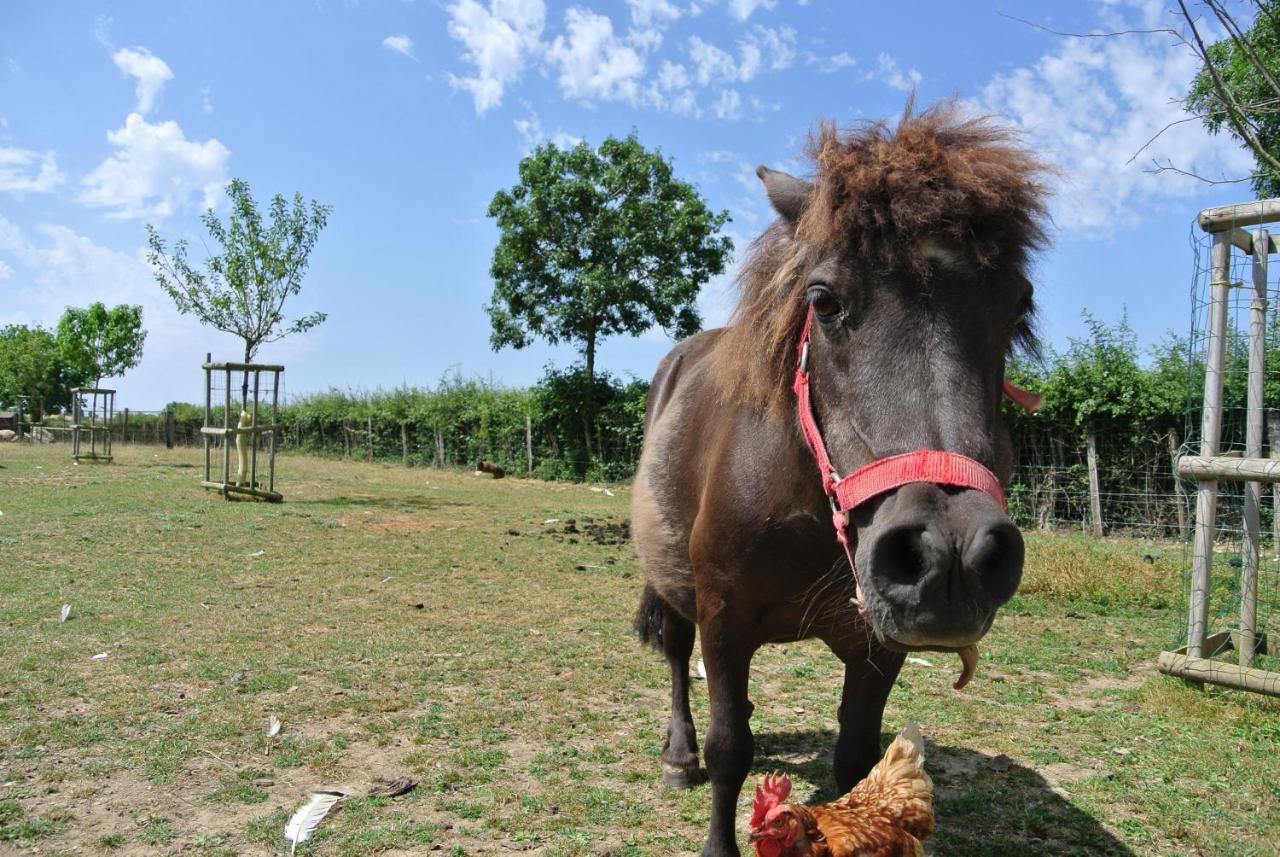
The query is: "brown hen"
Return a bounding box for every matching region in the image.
[746,723,934,857]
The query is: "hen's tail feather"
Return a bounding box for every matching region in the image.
[835,722,934,840]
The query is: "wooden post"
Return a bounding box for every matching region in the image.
[1270,411,1280,559]
[269,370,280,494]
[526,414,534,475]
[401,423,409,467]
[223,367,232,497]
[1086,429,1103,538]
[1189,233,1231,658]
[368,415,374,462]
[1168,428,1188,539]
[251,369,261,489]
[165,408,174,449]
[1240,228,1268,667]
[435,426,444,468]
[204,354,212,483]
[123,408,130,443]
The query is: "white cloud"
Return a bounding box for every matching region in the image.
[80,113,231,220]
[627,0,681,28]
[513,105,582,152]
[687,26,794,86]
[975,8,1253,232]
[201,86,213,114]
[0,148,65,194]
[688,36,738,85]
[546,8,645,105]
[382,33,418,60]
[727,0,776,21]
[648,60,699,115]
[446,0,546,114]
[875,53,920,92]
[808,51,856,74]
[713,88,742,120]
[112,47,173,114]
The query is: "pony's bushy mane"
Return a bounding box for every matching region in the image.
[714,100,1051,413]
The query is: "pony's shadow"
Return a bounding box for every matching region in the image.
[754,729,1136,856]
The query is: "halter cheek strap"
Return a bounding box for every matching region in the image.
[792,307,1035,604]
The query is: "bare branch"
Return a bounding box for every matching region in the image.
[1127,96,1280,164]
[996,11,1185,43]
[1146,157,1256,184]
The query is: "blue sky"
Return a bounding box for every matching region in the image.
[0,0,1259,409]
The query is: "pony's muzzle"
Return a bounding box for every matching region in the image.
[857,483,1024,649]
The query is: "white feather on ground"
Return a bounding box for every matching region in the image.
[267,716,281,738]
[60,604,71,623]
[284,791,344,854]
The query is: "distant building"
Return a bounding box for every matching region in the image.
[0,412,17,432]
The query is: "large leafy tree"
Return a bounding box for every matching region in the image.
[486,134,732,455]
[55,303,146,389]
[146,178,331,375]
[0,324,71,419]
[1183,0,1280,197]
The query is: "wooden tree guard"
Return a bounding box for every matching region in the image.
[71,387,115,463]
[1161,201,1280,698]
[201,358,284,502]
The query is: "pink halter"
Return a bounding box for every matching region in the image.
[791,306,1037,601]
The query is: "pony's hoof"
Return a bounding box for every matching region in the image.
[662,762,706,789]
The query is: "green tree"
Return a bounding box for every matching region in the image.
[146,178,331,388]
[1183,1,1280,197]
[55,303,146,389]
[486,133,732,455]
[0,324,71,418]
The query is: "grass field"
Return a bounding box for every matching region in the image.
[1,443,1278,856]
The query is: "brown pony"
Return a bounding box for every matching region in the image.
[632,101,1048,857]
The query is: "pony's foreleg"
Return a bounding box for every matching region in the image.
[831,642,905,793]
[660,607,702,788]
[698,606,755,857]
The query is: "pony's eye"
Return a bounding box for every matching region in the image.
[807,285,842,322]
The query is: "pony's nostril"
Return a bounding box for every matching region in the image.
[872,524,949,588]
[963,521,1024,604]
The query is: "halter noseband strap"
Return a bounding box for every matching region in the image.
[792,306,1032,600]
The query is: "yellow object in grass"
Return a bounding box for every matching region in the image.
[236,410,252,486]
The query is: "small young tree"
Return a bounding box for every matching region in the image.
[146,178,331,402]
[55,303,146,389]
[486,133,732,456]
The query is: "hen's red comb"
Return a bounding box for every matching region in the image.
[748,771,792,829]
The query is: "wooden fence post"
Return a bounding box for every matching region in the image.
[1271,411,1280,559]
[123,408,129,443]
[1188,232,1231,658]
[1086,428,1103,537]
[526,414,533,475]
[401,423,409,467]
[1168,428,1188,539]
[435,426,445,468]
[367,416,374,462]
[165,408,174,449]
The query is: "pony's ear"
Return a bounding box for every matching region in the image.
[756,166,812,223]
